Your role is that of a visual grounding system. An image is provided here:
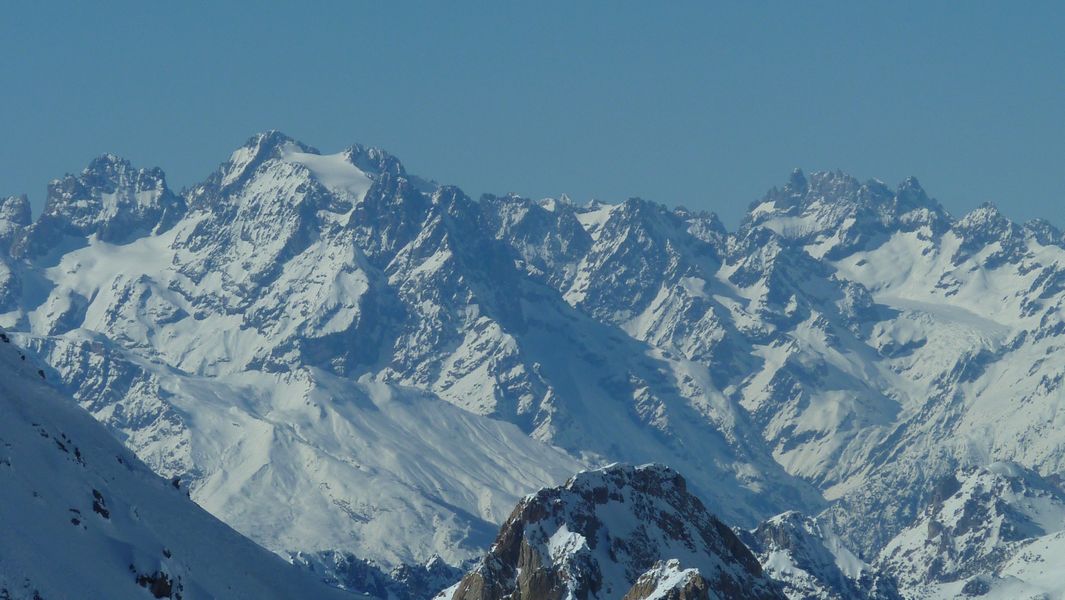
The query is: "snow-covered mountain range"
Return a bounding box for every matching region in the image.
[2,132,1064,598]
[738,512,901,600]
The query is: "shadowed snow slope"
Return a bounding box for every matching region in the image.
[0,331,354,600]
[739,512,901,600]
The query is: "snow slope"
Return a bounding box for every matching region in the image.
[12,328,584,574]
[0,330,354,600]
[0,132,820,577]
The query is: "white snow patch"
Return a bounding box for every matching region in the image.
[281,143,374,201]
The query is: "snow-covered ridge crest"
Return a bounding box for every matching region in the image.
[742,169,950,259]
[12,151,186,257]
[208,130,406,200]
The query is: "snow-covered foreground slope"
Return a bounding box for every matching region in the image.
[441,464,785,600]
[0,332,353,600]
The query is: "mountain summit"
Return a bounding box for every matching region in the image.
[444,464,784,600]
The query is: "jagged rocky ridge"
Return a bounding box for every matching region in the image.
[876,462,1065,599]
[0,329,353,600]
[441,464,784,600]
[1,133,1064,595]
[739,512,901,600]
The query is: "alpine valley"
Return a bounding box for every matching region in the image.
[3,131,1065,599]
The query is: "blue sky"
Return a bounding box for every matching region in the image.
[2,2,1062,227]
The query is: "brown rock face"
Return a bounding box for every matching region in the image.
[451,536,574,600]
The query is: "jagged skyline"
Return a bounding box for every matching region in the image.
[3,3,1063,227]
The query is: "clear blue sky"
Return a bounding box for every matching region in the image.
[2,2,1062,227]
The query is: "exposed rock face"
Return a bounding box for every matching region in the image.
[448,464,784,600]
[0,194,31,242]
[0,195,30,312]
[15,154,185,257]
[623,561,713,600]
[741,170,949,259]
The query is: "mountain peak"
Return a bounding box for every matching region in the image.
[337,143,407,180]
[563,462,684,493]
[213,131,316,190]
[1022,217,1064,247]
[0,194,32,251]
[11,154,184,257]
[200,132,408,205]
[894,176,933,211]
[958,201,1005,226]
[249,129,310,152]
[748,169,861,218]
[742,170,948,256]
[446,463,783,600]
[952,202,1020,256]
[0,194,32,227]
[84,152,131,171]
[786,168,808,194]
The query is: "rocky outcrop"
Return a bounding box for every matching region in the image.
[623,561,713,600]
[878,462,1065,591]
[448,464,784,600]
[739,512,901,600]
[14,154,185,257]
